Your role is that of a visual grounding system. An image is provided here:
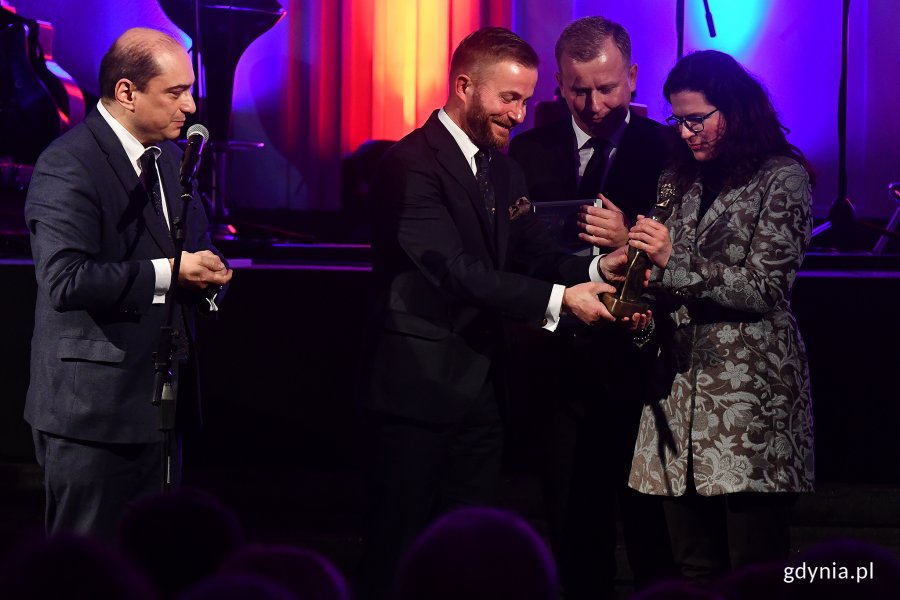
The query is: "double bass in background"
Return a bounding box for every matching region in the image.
[0,3,85,167]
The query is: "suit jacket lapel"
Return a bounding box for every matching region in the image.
[696,180,750,240]
[491,153,509,264]
[158,149,183,240]
[676,181,701,250]
[423,112,498,256]
[559,120,579,199]
[604,116,637,196]
[85,110,175,256]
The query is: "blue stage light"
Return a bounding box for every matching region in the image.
[687,0,772,57]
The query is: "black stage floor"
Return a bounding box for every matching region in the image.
[1,461,899,599]
[1,242,899,597]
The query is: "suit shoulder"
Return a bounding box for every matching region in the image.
[631,112,665,128]
[31,122,101,178]
[627,114,668,141]
[763,155,802,171]
[511,119,568,146]
[760,155,809,187]
[36,121,95,158]
[377,128,427,169]
[621,115,669,164]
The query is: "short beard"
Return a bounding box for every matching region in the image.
[464,92,513,150]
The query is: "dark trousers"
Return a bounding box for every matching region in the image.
[662,484,797,582]
[32,429,162,541]
[526,324,674,599]
[357,380,503,600]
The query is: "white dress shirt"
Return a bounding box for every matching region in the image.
[437,109,611,331]
[95,101,172,304]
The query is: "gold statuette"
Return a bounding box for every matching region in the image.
[600,182,679,318]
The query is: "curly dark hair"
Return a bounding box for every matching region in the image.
[663,50,814,191]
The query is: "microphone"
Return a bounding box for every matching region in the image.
[702,0,717,38]
[179,123,209,187]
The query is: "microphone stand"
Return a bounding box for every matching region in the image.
[151,179,197,492]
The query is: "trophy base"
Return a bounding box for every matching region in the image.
[600,293,649,319]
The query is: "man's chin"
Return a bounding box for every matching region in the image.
[482,136,508,150]
[487,125,512,149]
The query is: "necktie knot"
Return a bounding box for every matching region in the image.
[139,147,161,186]
[474,149,490,173]
[140,145,160,167]
[588,137,607,152]
[139,147,169,233]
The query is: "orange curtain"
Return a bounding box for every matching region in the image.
[340,0,511,152]
[279,0,510,209]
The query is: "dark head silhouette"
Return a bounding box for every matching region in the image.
[393,507,557,600]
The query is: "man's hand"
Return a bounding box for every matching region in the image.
[170,250,233,290]
[577,195,631,248]
[629,215,672,269]
[598,241,653,289]
[597,245,631,283]
[562,281,616,325]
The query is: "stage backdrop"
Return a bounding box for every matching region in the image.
[7,0,900,221]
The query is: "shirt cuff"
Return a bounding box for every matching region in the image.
[589,254,608,282]
[542,284,565,332]
[151,258,172,305]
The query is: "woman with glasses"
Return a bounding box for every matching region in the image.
[624,50,815,580]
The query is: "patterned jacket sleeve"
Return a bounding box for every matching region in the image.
[655,161,812,314]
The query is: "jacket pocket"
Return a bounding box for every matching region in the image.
[383,311,451,341]
[57,337,126,364]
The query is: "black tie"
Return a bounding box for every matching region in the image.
[578,137,609,199]
[474,149,495,226]
[139,147,169,233]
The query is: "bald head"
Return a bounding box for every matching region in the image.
[98,27,196,145]
[99,28,186,100]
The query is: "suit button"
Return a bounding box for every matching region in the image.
[542,318,548,327]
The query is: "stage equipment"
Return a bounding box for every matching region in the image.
[0,5,84,164]
[152,123,214,492]
[158,0,285,237]
[872,183,900,255]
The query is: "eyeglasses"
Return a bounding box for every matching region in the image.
[665,109,719,133]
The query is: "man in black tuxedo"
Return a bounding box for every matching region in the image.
[508,16,673,599]
[25,27,232,540]
[357,27,647,600]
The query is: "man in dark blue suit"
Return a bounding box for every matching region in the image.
[356,27,649,600]
[508,17,673,599]
[24,27,232,540]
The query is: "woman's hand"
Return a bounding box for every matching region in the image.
[621,309,652,332]
[629,216,672,269]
